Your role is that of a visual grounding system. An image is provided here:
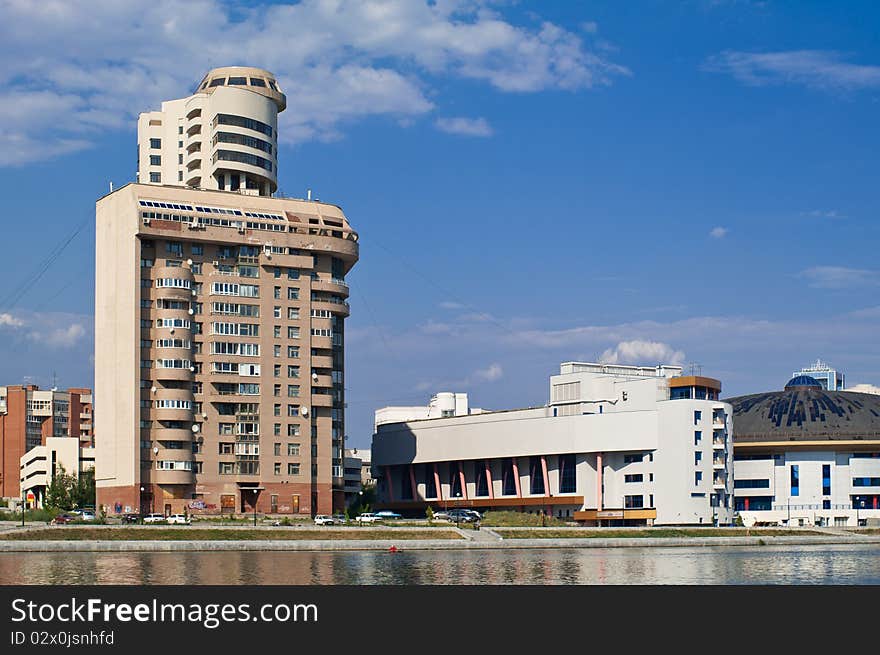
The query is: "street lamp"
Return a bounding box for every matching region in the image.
[139,486,145,522]
[21,487,25,527]
[857,499,865,527]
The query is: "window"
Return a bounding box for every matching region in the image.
[625,474,644,483]
[734,479,770,489]
[623,454,643,464]
[274,344,281,358]
[694,410,702,425]
[287,346,299,358]
[624,495,644,509]
[288,287,299,300]
[529,457,545,495]
[288,463,300,475]
[192,245,204,256]
[288,365,300,378]
[852,478,880,487]
[823,464,831,495]
[694,451,702,465]
[273,404,281,416]
[274,326,281,338]
[150,172,161,183]
[209,78,225,87]
[150,155,161,166]
[288,307,299,320]
[213,149,272,171]
[274,306,281,318]
[791,465,799,496]
[215,113,273,137]
[694,431,702,445]
[274,364,281,378]
[274,443,281,456]
[287,385,300,397]
[219,443,233,454]
[228,76,247,85]
[150,138,161,149]
[287,326,300,339]
[288,443,300,456]
[559,454,577,493]
[274,463,281,476]
[695,471,702,485]
[287,404,299,417]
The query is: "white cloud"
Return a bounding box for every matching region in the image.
[473,363,503,382]
[709,226,728,239]
[0,0,627,164]
[799,266,880,289]
[435,116,494,137]
[850,306,880,319]
[599,340,685,366]
[0,313,24,328]
[703,50,880,92]
[439,301,465,310]
[28,323,87,348]
[802,209,846,219]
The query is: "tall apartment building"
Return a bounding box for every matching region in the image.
[0,385,93,499]
[373,363,734,526]
[791,359,845,391]
[95,67,359,517]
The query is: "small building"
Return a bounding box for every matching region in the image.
[728,375,880,527]
[19,437,95,509]
[372,362,734,526]
[792,359,845,391]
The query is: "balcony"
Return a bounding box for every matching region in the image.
[311,393,334,408]
[311,278,350,297]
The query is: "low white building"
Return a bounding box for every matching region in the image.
[19,438,95,509]
[374,392,482,431]
[372,363,734,526]
[730,375,880,527]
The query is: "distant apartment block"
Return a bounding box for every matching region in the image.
[95,67,358,518]
[372,363,734,526]
[0,385,93,499]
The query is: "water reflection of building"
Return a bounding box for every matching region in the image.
[372,362,734,526]
[728,375,880,527]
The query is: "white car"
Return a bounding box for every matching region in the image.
[355,513,381,524]
[142,513,166,524]
[79,511,96,522]
[166,514,191,525]
[314,514,335,526]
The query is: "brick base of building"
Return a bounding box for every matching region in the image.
[98,482,334,517]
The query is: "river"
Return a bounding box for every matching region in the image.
[2,543,879,584]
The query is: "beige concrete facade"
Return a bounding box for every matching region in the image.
[138,66,285,197]
[95,183,358,517]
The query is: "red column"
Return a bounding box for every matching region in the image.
[458,462,468,501]
[409,465,418,501]
[433,463,443,501]
[596,453,603,510]
[384,465,394,502]
[485,461,494,499]
[541,456,550,497]
[744,497,749,511]
[512,458,522,498]
[873,496,877,510]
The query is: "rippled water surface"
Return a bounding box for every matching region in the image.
[2,544,880,584]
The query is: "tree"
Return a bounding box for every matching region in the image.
[44,466,95,511]
[426,506,434,525]
[44,466,77,510]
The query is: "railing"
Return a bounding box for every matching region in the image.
[771,503,858,511]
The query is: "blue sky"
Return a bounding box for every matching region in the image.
[0,1,878,448]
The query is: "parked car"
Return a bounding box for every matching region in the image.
[331,514,348,524]
[51,513,79,525]
[166,514,191,525]
[447,509,478,523]
[142,513,166,524]
[314,514,335,525]
[79,510,96,522]
[355,512,381,524]
[431,510,451,522]
[374,510,402,520]
[121,513,140,524]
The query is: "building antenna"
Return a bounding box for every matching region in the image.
[109,181,114,192]
[52,370,58,391]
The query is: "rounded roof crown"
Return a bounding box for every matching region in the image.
[195,66,286,112]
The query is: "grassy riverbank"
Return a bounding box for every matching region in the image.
[494,528,825,539]
[0,528,463,541]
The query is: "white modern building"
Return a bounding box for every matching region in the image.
[792,359,845,391]
[19,438,95,509]
[372,363,734,526]
[730,375,880,527]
